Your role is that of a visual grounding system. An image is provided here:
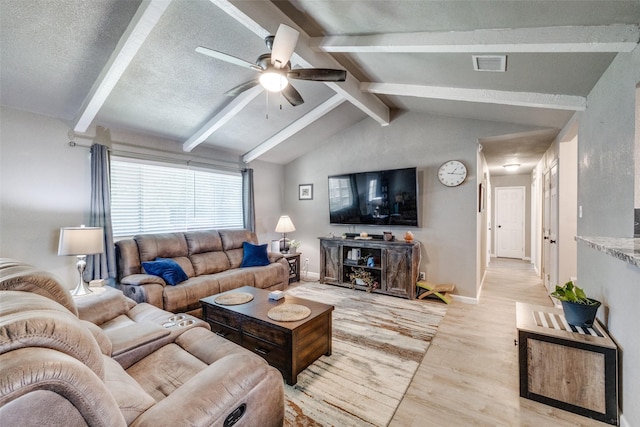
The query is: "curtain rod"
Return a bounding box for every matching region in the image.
[66,132,244,171]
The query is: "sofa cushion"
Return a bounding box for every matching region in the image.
[103,356,156,424]
[189,252,230,276]
[136,233,189,262]
[126,343,208,402]
[219,229,257,251]
[212,269,255,293]
[240,242,270,267]
[142,258,188,286]
[184,230,223,254]
[162,276,221,313]
[185,230,229,275]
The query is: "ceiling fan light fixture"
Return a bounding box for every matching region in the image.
[503,163,520,172]
[259,71,288,92]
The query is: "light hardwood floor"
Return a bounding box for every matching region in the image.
[389,258,611,427]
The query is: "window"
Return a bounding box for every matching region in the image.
[110,157,244,237]
[328,177,353,210]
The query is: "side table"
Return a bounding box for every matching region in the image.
[283,253,301,283]
[516,302,618,425]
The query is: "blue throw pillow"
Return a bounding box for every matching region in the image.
[142,258,188,286]
[240,242,270,268]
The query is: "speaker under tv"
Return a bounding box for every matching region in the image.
[328,167,418,227]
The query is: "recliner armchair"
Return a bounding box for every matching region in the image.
[0,259,285,426]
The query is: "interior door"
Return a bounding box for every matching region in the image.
[495,186,525,259]
[543,170,551,290]
[542,163,559,292]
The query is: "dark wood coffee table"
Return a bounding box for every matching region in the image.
[200,286,333,385]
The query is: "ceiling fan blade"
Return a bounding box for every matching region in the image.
[225,79,260,97]
[196,46,262,71]
[288,68,347,82]
[281,84,304,106]
[271,24,299,69]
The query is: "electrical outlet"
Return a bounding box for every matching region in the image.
[419,272,426,281]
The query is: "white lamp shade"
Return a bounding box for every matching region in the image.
[58,227,105,256]
[275,215,296,233]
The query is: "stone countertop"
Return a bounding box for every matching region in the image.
[575,236,640,269]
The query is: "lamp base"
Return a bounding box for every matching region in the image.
[279,238,291,254]
[70,256,93,297]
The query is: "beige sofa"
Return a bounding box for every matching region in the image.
[116,229,288,316]
[0,259,284,426]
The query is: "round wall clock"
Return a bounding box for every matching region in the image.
[438,160,467,187]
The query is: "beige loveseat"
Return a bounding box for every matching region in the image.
[116,229,288,316]
[0,259,284,426]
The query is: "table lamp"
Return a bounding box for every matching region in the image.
[275,215,295,253]
[58,225,104,296]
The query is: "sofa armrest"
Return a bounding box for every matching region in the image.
[76,286,136,326]
[268,252,284,263]
[129,353,284,427]
[121,273,166,287]
[116,276,165,309]
[106,321,170,358]
[0,348,127,427]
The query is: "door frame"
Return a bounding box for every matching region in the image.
[494,186,526,259]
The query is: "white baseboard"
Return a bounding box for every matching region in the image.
[301,271,320,282]
[620,413,630,427]
[451,294,479,304]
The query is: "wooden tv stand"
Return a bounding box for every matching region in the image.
[318,237,420,299]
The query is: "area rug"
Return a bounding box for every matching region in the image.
[283,282,448,426]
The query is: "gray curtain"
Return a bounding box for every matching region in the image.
[242,168,255,232]
[84,144,116,283]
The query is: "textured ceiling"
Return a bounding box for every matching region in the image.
[1,0,639,173]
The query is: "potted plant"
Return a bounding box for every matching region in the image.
[349,268,379,293]
[551,280,601,328]
[289,240,301,254]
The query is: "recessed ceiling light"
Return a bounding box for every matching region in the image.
[503,164,520,172]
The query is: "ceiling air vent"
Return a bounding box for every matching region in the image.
[472,55,507,72]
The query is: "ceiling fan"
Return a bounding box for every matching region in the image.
[196,24,346,107]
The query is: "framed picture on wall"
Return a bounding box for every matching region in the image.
[299,184,313,200]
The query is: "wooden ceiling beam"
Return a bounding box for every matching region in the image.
[312,24,639,53]
[361,82,587,111]
[183,85,264,152]
[242,94,345,163]
[211,0,389,127]
[73,0,172,132]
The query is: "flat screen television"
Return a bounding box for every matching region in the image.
[328,167,418,227]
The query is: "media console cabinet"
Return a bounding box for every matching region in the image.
[318,237,420,299]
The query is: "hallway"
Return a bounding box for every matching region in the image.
[390,258,610,426]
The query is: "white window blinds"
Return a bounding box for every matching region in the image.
[111,157,243,237]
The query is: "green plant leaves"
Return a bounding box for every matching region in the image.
[550,280,596,305]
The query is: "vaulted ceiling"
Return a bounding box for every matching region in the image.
[2,0,639,175]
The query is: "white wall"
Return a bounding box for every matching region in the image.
[577,46,640,427]
[250,160,285,244]
[0,108,91,284]
[281,111,540,299]
[0,107,283,288]
[558,134,577,285]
